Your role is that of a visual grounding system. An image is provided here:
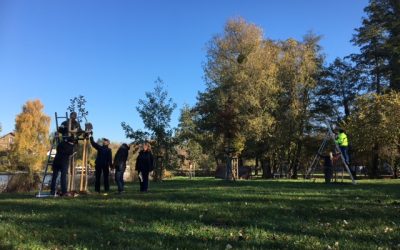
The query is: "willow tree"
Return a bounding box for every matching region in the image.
[11,100,50,172]
[272,34,323,178]
[196,18,279,169]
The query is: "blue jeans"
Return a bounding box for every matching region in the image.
[50,163,68,195]
[115,170,125,192]
[339,146,350,165]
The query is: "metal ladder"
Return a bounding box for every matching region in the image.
[36,112,68,197]
[306,120,356,184]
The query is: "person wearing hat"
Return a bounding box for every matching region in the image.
[90,134,112,194]
[50,137,75,196]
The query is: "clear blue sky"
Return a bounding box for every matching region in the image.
[0,0,368,142]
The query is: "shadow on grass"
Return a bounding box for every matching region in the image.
[0,178,399,249]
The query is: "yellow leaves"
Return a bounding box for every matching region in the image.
[348,91,400,159]
[11,99,50,171]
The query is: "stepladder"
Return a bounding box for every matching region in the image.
[36,112,93,197]
[306,120,356,184]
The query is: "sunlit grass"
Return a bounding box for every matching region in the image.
[0,177,399,249]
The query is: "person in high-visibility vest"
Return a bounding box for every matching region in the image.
[335,128,350,165]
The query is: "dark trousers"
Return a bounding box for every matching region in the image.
[95,165,110,192]
[115,170,125,192]
[50,163,68,195]
[339,146,350,165]
[139,171,149,192]
[324,166,333,183]
[350,166,357,179]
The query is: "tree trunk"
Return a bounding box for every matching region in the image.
[238,156,244,168]
[154,156,164,182]
[255,157,259,176]
[344,98,350,120]
[290,141,302,179]
[370,143,380,178]
[261,158,273,179]
[373,44,382,94]
[389,40,400,90]
[395,144,400,179]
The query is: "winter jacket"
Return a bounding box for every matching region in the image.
[58,119,82,137]
[135,150,154,172]
[53,141,74,168]
[113,144,130,171]
[90,137,112,168]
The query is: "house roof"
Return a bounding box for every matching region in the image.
[0,132,15,139]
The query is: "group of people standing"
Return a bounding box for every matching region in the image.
[50,112,154,197]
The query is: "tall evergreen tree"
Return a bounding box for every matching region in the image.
[314,57,364,122]
[352,0,400,92]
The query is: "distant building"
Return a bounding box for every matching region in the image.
[0,132,15,151]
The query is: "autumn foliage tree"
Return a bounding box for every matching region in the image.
[347,92,400,177]
[193,18,323,178]
[11,100,50,172]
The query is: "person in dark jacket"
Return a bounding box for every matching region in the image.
[318,151,339,183]
[50,137,75,196]
[135,142,154,192]
[58,112,82,140]
[90,134,112,194]
[113,143,130,194]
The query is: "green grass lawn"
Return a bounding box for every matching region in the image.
[0,177,399,250]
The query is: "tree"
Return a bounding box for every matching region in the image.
[122,78,176,180]
[272,33,323,178]
[313,57,364,122]
[11,100,50,172]
[196,18,278,169]
[176,105,211,173]
[347,91,400,177]
[195,18,324,179]
[68,95,89,123]
[352,0,400,92]
[385,0,400,90]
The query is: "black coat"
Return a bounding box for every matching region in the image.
[90,137,112,168]
[53,141,74,168]
[113,144,130,171]
[135,150,154,172]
